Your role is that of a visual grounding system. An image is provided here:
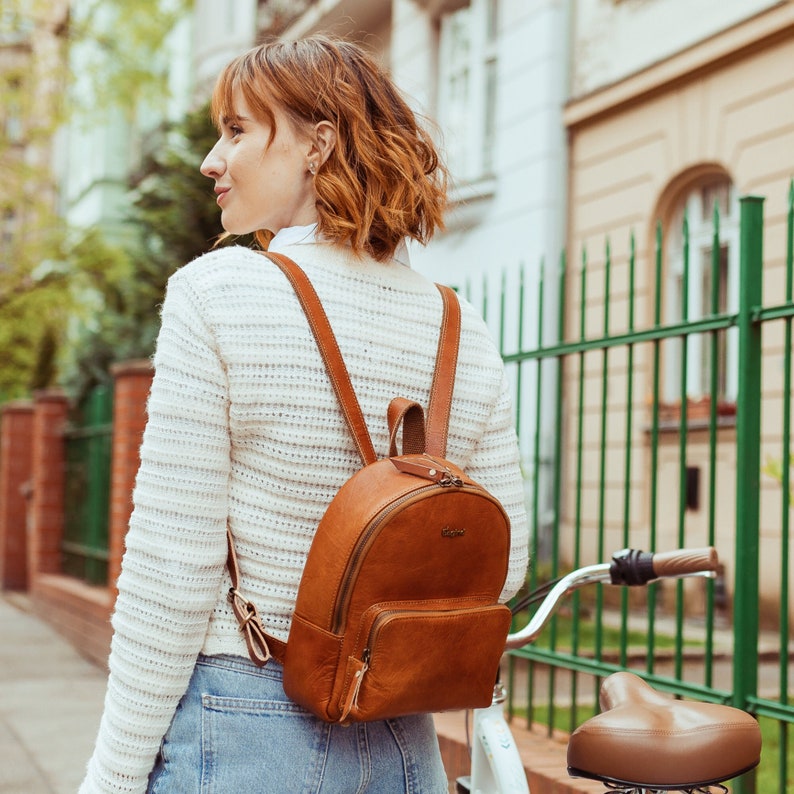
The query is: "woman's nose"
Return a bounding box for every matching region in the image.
[200,141,224,179]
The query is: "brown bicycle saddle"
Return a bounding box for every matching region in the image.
[567,672,761,789]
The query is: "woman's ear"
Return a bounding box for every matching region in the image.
[311,120,337,166]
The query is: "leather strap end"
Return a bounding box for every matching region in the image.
[227,587,287,666]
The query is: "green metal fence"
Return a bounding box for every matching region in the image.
[62,384,113,585]
[476,186,794,793]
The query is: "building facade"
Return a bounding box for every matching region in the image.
[0,0,67,256]
[564,0,794,617]
[61,0,194,237]
[265,0,569,339]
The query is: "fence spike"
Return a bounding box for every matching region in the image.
[580,247,588,341]
[604,238,611,336]
[786,179,794,303]
[629,231,636,332]
[654,221,663,327]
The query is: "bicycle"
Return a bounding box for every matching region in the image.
[455,547,763,794]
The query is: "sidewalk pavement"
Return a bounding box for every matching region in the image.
[0,594,107,794]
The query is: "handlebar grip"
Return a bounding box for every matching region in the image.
[652,547,718,577]
[610,547,719,585]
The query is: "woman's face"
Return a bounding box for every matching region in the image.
[200,90,318,236]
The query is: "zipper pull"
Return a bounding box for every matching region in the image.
[338,653,369,723]
[390,455,463,486]
[438,470,463,487]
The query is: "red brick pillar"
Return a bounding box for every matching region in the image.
[0,401,35,589]
[108,360,153,590]
[29,389,69,583]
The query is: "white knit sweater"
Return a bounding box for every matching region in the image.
[80,242,529,793]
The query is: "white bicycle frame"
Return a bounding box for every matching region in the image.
[468,685,529,793]
[464,561,716,794]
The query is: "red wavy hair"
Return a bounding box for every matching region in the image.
[210,36,448,261]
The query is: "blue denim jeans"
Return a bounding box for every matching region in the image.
[147,654,448,793]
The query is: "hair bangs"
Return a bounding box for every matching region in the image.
[209,63,239,131]
[211,52,281,146]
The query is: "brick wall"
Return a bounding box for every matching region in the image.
[0,401,34,589]
[29,390,69,580]
[0,364,154,667]
[107,360,153,590]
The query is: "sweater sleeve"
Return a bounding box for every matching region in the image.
[80,269,231,793]
[466,369,529,602]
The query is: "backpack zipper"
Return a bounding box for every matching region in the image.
[330,479,487,635]
[330,483,440,634]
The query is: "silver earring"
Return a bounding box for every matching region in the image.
[308,161,317,175]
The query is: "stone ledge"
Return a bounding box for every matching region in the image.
[30,574,113,669]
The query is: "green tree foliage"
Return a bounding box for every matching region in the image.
[0,1,70,400]
[62,102,252,401]
[29,325,59,392]
[67,0,191,119]
[131,103,232,283]
[57,229,137,400]
[0,0,196,401]
[0,290,64,400]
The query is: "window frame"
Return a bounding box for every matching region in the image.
[436,0,498,189]
[663,177,740,407]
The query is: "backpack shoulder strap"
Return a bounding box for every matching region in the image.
[264,251,377,466]
[426,284,460,458]
[263,251,461,461]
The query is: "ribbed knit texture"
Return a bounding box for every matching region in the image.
[80,243,529,793]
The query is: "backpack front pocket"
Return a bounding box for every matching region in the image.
[338,601,512,722]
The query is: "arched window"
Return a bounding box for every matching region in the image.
[663,176,739,405]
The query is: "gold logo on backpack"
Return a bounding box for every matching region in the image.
[441,527,466,538]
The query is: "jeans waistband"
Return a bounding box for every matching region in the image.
[196,653,285,680]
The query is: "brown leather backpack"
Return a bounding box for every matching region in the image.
[226,252,512,723]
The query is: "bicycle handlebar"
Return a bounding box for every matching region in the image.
[652,546,718,576]
[504,547,718,650]
[609,546,718,585]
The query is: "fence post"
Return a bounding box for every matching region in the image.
[0,401,35,589]
[108,360,153,593]
[732,195,764,794]
[29,389,70,587]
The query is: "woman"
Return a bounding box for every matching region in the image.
[81,36,528,793]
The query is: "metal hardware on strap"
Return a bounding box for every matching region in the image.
[227,587,273,666]
[225,527,287,666]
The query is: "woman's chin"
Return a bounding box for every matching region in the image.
[220,221,246,235]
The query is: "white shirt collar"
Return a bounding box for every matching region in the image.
[268,223,411,267]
